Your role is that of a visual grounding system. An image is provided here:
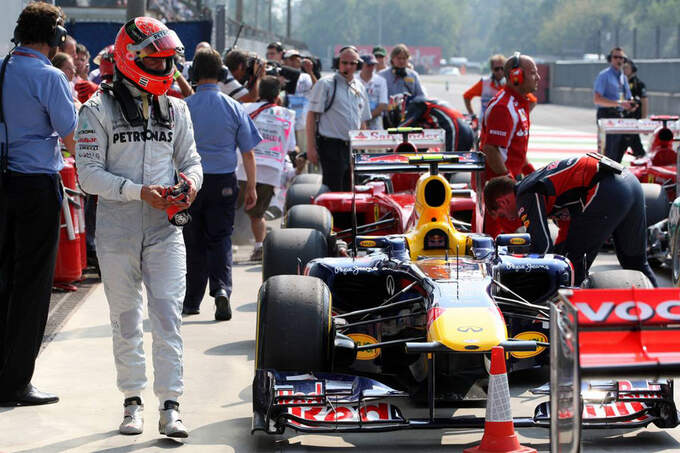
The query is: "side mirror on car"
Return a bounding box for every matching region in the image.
[495,233,531,248]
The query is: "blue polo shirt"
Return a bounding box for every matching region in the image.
[3,47,77,174]
[594,65,632,102]
[185,83,262,174]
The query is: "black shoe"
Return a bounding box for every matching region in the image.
[214,289,232,321]
[0,384,59,407]
[182,306,200,315]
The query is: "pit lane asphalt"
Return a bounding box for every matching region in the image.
[1,74,677,452]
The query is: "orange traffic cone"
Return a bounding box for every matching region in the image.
[464,346,537,453]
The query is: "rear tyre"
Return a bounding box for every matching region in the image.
[262,228,327,280]
[285,183,330,211]
[642,183,670,226]
[285,204,333,238]
[586,269,653,289]
[256,275,332,371]
[292,173,323,185]
[672,230,680,286]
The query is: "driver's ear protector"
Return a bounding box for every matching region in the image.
[509,51,523,85]
[606,52,612,62]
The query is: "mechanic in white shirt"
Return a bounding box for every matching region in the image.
[237,76,301,261]
[356,54,388,130]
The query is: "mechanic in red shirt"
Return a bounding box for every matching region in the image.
[478,52,540,237]
[483,154,657,287]
[463,54,537,119]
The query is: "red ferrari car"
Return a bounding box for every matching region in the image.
[286,128,485,241]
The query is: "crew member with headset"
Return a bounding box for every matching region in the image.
[306,45,371,192]
[483,154,657,287]
[378,43,426,98]
[0,2,77,406]
[463,54,538,119]
[593,47,638,162]
[479,52,540,237]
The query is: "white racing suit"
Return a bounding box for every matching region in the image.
[75,82,203,405]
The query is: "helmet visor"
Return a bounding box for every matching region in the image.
[128,29,184,58]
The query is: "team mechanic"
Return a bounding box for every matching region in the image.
[75,18,203,437]
[483,154,657,287]
[306,46,371,192]
[479,52,540,237]
[463,54,537,119]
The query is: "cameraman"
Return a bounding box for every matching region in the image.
[224,49,263,103]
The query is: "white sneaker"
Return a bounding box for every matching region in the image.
[119,397,143,435]
[159,400,188,438]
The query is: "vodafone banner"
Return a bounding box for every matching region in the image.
[334,45,442,71]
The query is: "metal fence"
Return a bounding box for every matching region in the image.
[591,26,680,60]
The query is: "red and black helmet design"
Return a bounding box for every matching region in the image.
[114,17,184,96]
[94,44,115,79]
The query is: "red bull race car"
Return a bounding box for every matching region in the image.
[253,153,678,439]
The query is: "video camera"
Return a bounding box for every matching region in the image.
[264,60,301,95]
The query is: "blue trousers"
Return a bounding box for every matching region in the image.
[183,173,238,309]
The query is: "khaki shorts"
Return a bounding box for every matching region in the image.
[237,182,275,218]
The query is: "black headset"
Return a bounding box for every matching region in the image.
[337,45,362,70]
[12,20,67,48]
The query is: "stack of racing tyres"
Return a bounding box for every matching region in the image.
[253,127,680,449]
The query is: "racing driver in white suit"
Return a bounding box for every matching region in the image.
[75,17,202,438]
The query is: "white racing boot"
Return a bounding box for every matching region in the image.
[119,397,144,435]
[159,400,188,438]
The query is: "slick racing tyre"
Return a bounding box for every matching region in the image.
[285,183,330,211]
[256,275,332,371]
[672,231,680,287]
[262,228,327,280]
[292,173,323,185]
[585,269,653,289]
[285,204,333,238]
[642,183,670,227]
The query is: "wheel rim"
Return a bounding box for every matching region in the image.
[673,232,680,286]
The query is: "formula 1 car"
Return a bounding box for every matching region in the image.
[385,93,478,151]
[598,116,679,267]
[284,128,482,250]
[253,153,675,436]
[550,287,680,451]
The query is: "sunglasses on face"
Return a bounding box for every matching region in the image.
[493,67,504,71]
[612,55,625,60]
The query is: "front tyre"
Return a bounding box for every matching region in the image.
[256,275,332,371]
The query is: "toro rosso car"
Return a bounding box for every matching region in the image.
[285,128,483,242]
[253,153,678,436]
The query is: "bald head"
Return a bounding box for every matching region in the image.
[504,54,539,95]
[195,41,211,53]
[338,47,360,80]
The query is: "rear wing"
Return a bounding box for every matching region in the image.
[550,288,680,452]
[349,128,445,152]
[597,116,680,154]
[353,151,486,174]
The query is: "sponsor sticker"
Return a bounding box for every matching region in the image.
[359,240,376,247]
[349,333,380,360]
[510,331,547,359]
[509,237,526,245]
